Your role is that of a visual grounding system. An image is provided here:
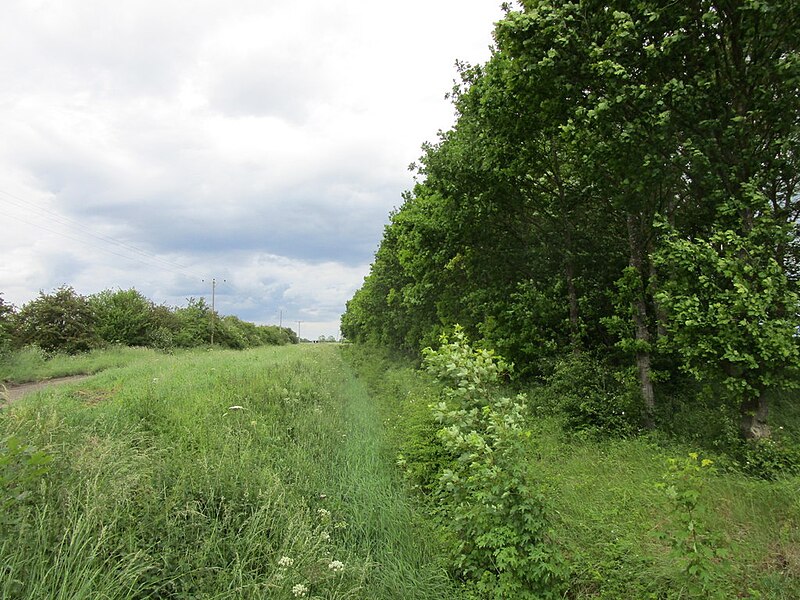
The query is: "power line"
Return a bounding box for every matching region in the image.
[0,207,205,281]
[0,188,205,280]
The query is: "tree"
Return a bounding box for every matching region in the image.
[657,224,800,438]
[90,288,155,347]
[173,297,214,348]
[652,0,800,437]
[0,294,15,356]
[15,286,98,354]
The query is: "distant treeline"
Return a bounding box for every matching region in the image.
[342,1,800,439]
[0,286,297,355]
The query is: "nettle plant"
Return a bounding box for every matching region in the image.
[423,327,566,599]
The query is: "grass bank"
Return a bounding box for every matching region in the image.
[0,345,160,385]
[341,344,800,599]
[0,344,456,599]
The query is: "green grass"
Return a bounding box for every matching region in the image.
[342,344,800,599]
[0,345,160,384]
[0,345,458,599]
[7,342,796,598]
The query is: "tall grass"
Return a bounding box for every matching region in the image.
[0,345,457,599]
[0,345,159,384]
[342,343,800,599]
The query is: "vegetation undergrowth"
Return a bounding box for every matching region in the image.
[0,344,455,599]
[342,342,800,599]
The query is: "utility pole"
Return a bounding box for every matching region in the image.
[297,320,302,342]
[203,278,225,345]
[279,310,283,329]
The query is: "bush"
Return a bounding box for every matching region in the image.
[0,435,52,533]
[14,286,99,354]
[736,437,800,480]
[90,288,156,346]
[541,353,638,437]
[423,327,567,598]
[173,298,213,348]
[0,295,14,358]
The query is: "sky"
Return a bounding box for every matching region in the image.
[0,0,506,340]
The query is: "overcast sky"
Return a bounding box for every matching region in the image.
[0,0,505,339]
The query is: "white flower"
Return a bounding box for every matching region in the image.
[278,556,294,568]
[317,508,331,520]
[320,531,331,542]
[292,583,308,597]
[328,560,345,573]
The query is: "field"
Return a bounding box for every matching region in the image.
[1,344,799,599]
[0,345,455,599]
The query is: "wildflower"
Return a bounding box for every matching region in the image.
[278,556,294,568]
[328,560,344,573]
[317,508,331,520]
[320,531,331,542]
[291,583,308,597]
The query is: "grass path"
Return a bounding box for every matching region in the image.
[329,362,455,598]
[0,345,456,599]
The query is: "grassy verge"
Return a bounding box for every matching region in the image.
[0,344,456,599]
[341,343,800,599]
[0,345,159,384]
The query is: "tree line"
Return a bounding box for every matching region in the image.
[0,286,297,355]
[342,0,800,439]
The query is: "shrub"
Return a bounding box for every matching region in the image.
[736,437,800,481]
[542,353,638,437]
[90,288,156,347]
[423,327,567,598]
[0,294,14,358]
[657,453,731,598]
[14,286,99,354]
[0,435,52,533]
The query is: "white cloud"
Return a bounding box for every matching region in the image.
[0,0,504,337]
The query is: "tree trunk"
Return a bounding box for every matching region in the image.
[648,258,669,340]
[563,226,581,355]
[740,391,771,440]
[565,259,581,355]
[627,214,656,429]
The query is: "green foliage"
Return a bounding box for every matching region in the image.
[89,288,156,347]
[172,296,213,347]
[655,222,800,405]
[17,286,99,354]
[541,353,639,437]
[342,0,800,444]
[14,286,99,354]
[0,294,14,357]
[424,328,567,598]
[736,438,800,481]
[657,453,731,599]
[423,326,511,405]
[0,435,52,532]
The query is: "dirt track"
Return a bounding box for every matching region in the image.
[1,375,92,406]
